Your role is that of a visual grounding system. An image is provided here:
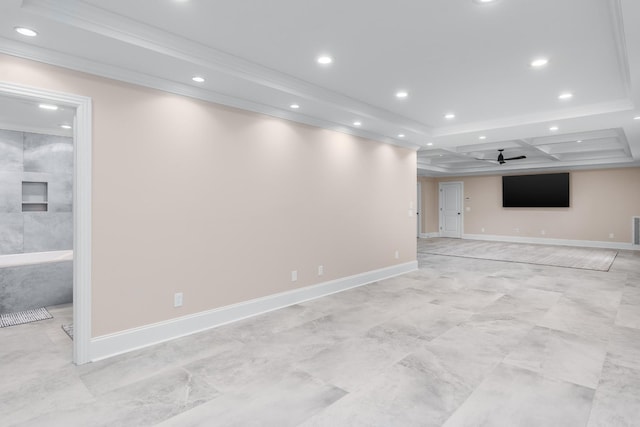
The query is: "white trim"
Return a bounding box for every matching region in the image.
[20,0,429,131]
[0,38,421,152]
[88,261,418,362]
[0,81,93,365]
[462,233,639,251]
[416,181,422,238]
[607,0,632,99]
[420,233,440,239]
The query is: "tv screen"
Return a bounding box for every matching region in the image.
[502,173,570,208]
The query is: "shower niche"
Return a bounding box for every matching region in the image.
[22,181,48,212]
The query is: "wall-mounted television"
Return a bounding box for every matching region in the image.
[502,173,570,208]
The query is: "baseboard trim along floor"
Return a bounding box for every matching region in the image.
[89,261,418,362]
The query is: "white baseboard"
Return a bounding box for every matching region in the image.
[89,261,418,362]
[419,233,440,238]
[462,233,638,251]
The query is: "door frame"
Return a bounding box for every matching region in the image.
[0,82,93,365]
[438,181,463,238]
[416,181,422,238]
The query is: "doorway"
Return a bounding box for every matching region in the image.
[0,82,92,365]
[439,182,463,238]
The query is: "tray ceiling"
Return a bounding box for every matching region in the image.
[1,0,639,175]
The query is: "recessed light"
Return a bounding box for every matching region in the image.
[530,58,549,68]
[192,76,205,83]
[558,92,573,100]
[634,116,640,120]
[576,140,582,143]
[60,124,72,130]
[396,91,408,99]
[38,103,58,111]
[444,113,456,120]
[473,0,498,4]
[426,142,434,146]
[353,121,362,126]
[317,55,333,65]
[290,104,300,109]
[15,27,38,37]
[549,126,559,131]
[398,134,405,138]
[479,135,487,140]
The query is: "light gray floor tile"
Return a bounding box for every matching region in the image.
[443,363,595,427]
[503,326,607,388]
[0,364,95,426]
[428,288,504,312]
[420,326,509,383]
[587,359,640,427]
[300,360,472,427]
[366,302,472,343]
[78,329,243,396]
[2,238,638,425]
[475,287,562,323]
[293,335,411,392]
[537,291,619,342]
[22,367,219,427]
[615,285,640,329]
[156,370,346,427]
[606,325,640,371]
[459,315,534,353]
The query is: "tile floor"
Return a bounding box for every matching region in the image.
[1,239,639,426]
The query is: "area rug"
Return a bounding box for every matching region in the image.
[418,238,617,271]
[0,307,52,328]
[61,323,74,340]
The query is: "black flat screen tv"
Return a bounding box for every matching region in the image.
[502,173,570,208]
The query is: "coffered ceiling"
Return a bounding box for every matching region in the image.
[1,0,640,175]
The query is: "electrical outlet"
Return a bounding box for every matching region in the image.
[318,265,324,276]
[174,292,183,308]
[291,270,298,282]
[541,230,546,235]
[481,227,485,233]
[395,250,400,259]
[514,227,520,233]
[609,233,615,239]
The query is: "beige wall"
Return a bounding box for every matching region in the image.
[418,177,438,233]
[421,168,640,243]
[0,54,417,336]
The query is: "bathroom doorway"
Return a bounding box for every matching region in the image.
[0,82,92,364]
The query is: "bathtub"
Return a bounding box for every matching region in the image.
[0,250,73,314]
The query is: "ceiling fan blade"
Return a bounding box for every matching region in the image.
[505,155,527,161]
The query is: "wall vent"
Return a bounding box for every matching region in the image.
[634,216,640,246]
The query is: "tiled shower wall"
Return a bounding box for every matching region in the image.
[0,129,73,255]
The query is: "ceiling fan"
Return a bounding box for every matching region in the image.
[476,149,527,164]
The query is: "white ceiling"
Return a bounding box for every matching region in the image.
[0,94,74,137]
[1,0,640,175]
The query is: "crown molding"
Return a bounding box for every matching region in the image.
[418,157,640,176]
[20,0,432,138]
[431,98,635,138]
[608,0,633,100]
[0,39,421,151]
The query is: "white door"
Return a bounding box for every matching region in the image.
[439,182,462,238]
